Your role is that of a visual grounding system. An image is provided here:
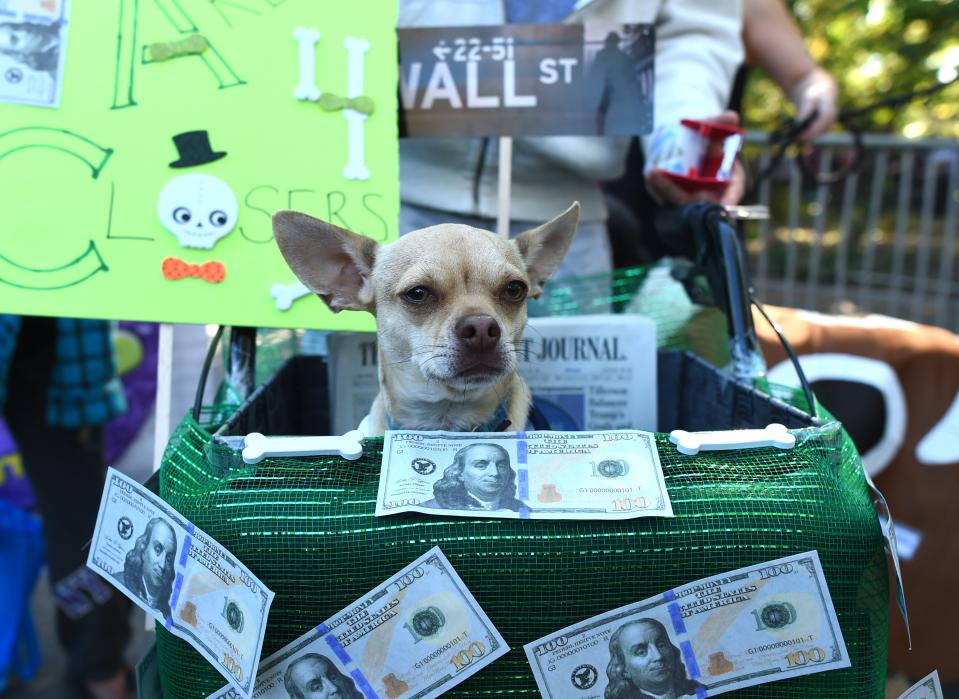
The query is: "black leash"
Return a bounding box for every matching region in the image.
[748,74,958,199]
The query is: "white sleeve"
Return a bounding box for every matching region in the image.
[642,0,744,152]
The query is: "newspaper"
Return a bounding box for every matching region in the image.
[327,314,657,433]
[327,332,379,435]
[520,314,657,430]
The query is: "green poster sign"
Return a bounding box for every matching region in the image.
[0,1,397,331]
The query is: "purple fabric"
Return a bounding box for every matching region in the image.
[104,322,158,464]
[0,418,34,511]
[0,500,44,689]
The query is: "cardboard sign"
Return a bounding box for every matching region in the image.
[0,1,398,330]
[400,22,653,138]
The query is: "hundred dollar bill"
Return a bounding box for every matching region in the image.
[525,550,850,698]
[0,0,65,19]
[377,430,672,520]
[0,0,69,107]
[87,468,274,699]
[206,546,508,699]
[898,670,943,699]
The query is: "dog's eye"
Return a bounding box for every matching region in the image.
[403,286,434,304]
[503,280,528,301]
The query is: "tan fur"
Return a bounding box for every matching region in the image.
[273,203,579,435]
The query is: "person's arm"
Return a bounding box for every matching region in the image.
[644,0,746,206]
[742,0,838,140]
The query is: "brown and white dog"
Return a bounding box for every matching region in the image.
[273,203,579,435]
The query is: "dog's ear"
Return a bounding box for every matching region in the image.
[272,210,378,313]
[513,202,580,297]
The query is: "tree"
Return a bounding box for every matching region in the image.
[743,0,959,138]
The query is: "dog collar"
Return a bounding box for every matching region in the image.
[384,397,552,433]
[386,399,512,433]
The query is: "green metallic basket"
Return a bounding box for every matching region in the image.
[153,347,888,698]
[154,205,889,697]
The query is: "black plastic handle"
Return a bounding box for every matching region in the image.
[192,326,257,421]
[652,202,818,418]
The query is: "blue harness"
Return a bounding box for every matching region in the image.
[385,400,550,432]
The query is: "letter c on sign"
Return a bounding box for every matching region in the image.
[0,127,112,289]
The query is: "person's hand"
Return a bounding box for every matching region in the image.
[646,161,746,207]
[645,111,746,207]
[789,66,838,140]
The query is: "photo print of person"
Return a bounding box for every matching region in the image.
[422,443,524,512]
[582,23,653,136]
[605,618,704,699]
[114,516,177,618]
[283,653,364,699]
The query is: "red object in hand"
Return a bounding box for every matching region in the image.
[659,118,745,192]
[162,257,226,283]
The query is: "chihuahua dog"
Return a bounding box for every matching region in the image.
[272,203,579,435]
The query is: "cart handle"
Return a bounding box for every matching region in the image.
[192,325,257,422]
[653,202,818,418]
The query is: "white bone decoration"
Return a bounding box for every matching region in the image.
[342,36,371,181]
[242,431,365,464]
[292,27,321,101]
[669,423,796,456]
[292,30,371,180]
[270,281,311,311]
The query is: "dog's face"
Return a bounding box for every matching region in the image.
[373,224,538,390]
[272,204,579,395]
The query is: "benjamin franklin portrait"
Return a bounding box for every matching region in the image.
[605,618,704,699]
[0,20,62,75]
[421,442,524,511]
[283,653,363,699]
[116,516,177,618]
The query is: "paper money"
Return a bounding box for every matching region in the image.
[377,430,672,520]
[87,468,274,699]
[206,546,508,699]
[525,550,850,698]
[0,0,69,107]
[0,0,64,19]
[898,670,943,699]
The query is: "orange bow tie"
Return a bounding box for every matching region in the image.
[161,257,226,283]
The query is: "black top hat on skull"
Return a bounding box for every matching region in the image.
[168,130,227,168]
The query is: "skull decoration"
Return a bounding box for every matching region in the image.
[157,173,238,249]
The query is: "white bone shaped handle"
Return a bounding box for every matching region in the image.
[242,431,364,464]
[669,423,796,456]
[270,281,311,311]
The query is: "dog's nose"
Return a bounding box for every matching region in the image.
[456,315,501,352]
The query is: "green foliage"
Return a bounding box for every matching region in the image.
[742,0,959,137]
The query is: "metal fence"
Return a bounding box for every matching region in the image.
[741,131,959,332]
